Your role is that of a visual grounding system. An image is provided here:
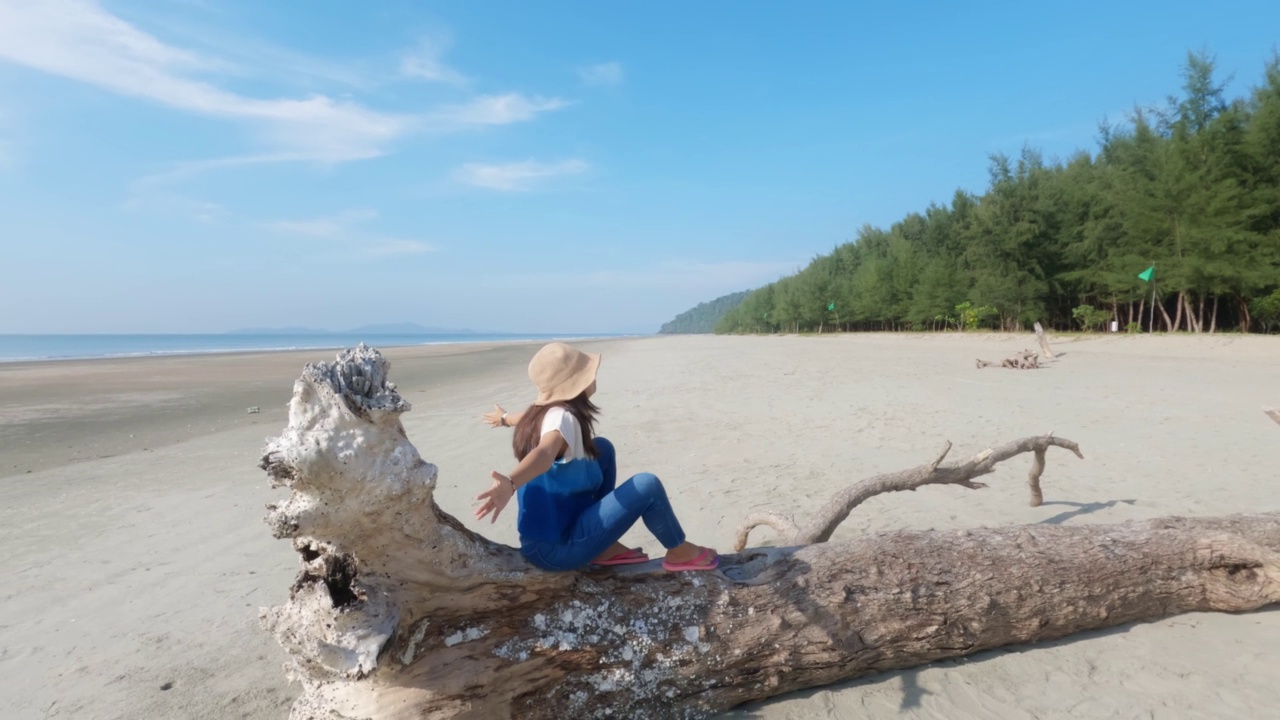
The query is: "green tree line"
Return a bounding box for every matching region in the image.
[660,290,751,334]
[716,52,1280,335]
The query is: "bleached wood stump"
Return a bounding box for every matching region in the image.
[258,345,1280,719]
[1034,321,1056,358]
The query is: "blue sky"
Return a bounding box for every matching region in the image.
[1,0,1277,334]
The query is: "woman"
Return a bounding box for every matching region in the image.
[474,342,718,572]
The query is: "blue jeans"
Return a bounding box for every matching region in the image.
[521,437,688,571]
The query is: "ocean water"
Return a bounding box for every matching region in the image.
[0,333,615,363]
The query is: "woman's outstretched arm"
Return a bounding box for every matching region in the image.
[482,404,525,428]
[474,430,564,523]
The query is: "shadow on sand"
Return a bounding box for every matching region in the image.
[1036,498,1137,525]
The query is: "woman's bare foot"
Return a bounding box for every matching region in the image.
[592,542,638,563]
[663,541,717,567]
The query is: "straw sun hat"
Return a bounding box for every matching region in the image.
[528,342,601,405]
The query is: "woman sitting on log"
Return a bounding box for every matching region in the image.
[476,342,718,572]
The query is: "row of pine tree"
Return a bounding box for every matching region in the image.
[717,52,1280,335]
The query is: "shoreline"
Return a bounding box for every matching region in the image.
[0,338,622,478]
[0,333,639,365]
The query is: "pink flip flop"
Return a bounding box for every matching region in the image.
[662,548,719,572]
[592,548,651,566]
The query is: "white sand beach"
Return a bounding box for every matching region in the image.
[2,333,1278,719]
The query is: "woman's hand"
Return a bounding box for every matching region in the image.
[481,404,507,428]
[474,471,515,523]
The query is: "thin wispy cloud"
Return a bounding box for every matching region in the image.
[267,208,379,237]
[582,259,800,291]
[113,2,375,90]
[123,153,316,218]
[454,159,589,191]
[479,258,801,295]
[429,94,569,129]
[578,62,624,87]
[2,0,582,231]
[988,115,1111,155]
[0,111,13,169]
[400,36,467,86]
[264,208,438,257]
[0,0,568,166]
[131,154,311,191]
[190,30,374,90]
[367,239,436,257]
[190,199,225,224]
[0,0,412,162]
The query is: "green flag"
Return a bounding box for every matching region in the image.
[827,301,835,311]
[1138,265,1154,282]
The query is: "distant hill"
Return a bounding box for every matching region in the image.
[228,322,477,335]
[659,291,751,334]
[345,322,476,335]
[229,326,330,335]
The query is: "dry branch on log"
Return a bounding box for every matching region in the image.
[258,346,1280,720]
[735,434,1082,551]
[976,349,1040,369]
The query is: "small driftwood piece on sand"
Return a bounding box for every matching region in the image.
[259,345,1280,720]
[1266,407,1280,426]
[1034,321,1056,358]
[976,349,1040,369]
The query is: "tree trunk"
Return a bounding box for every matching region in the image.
[1210,295,1219,333]
[1191,293,1205,333]
[259,347,1280,720]
[1186,294,1199,333]
[1174,290,1185,332]
[1157,294,1175,332]
[1240,298,1253,333]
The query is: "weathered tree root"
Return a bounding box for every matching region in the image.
[976,349,1040,369]
[735,434,1081,551]
[258,346,1279,720]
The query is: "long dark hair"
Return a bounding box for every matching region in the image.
[513,393,600,462]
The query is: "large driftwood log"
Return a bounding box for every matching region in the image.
[976,349,1040,369]
[259,346,1280,720]
[1266,407,1280,426]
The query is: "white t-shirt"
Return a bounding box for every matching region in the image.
[541,407,587,461]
